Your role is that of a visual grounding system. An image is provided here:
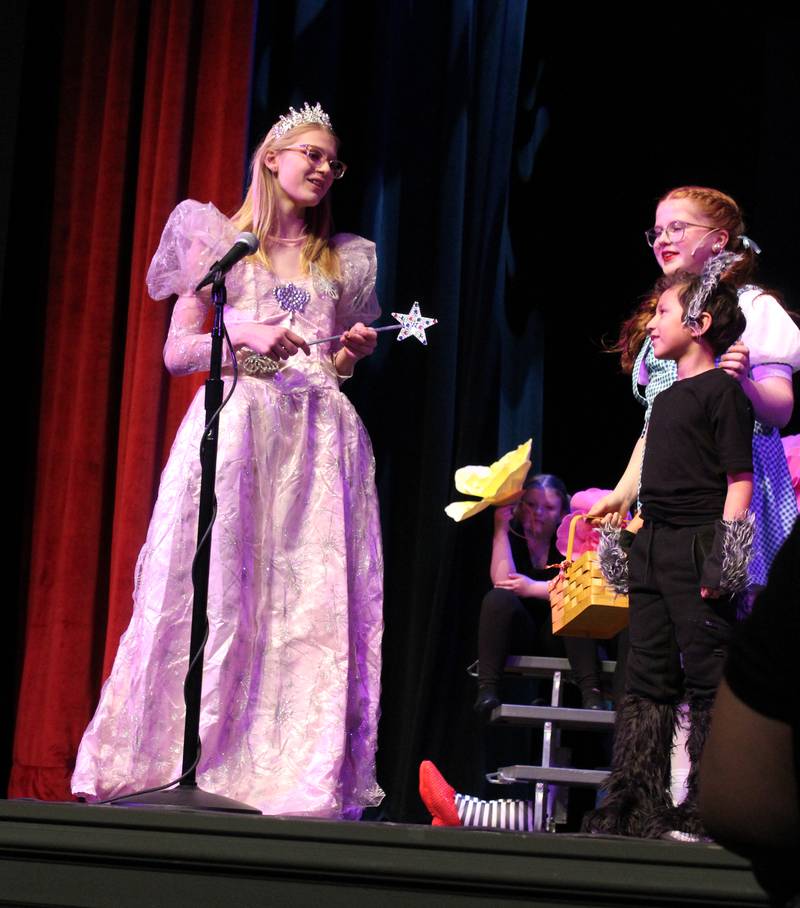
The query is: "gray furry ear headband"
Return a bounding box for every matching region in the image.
[682,251,744,331]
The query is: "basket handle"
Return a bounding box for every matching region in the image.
[564,513,630,562]
[565,513,588,562]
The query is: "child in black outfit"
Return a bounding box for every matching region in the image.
[584,255,755,840]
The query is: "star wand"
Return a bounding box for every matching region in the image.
[307,301,438,346]
[308,324,402,346]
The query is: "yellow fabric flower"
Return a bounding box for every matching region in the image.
[444,439,532,522]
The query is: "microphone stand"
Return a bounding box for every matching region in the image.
[114,272,260,813]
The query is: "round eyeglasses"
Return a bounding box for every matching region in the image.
[645,220,717,247]
[281,144,347,180]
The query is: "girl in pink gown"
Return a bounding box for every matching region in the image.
[72,103,385,819]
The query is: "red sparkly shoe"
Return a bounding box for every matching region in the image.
[419,760,462,826]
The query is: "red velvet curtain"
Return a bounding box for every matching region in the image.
[9,0,254,800]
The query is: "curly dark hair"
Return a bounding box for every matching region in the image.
[654,270,746,357]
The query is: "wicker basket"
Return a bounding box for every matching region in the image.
[549,514,629,639]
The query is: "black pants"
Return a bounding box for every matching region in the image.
[477,587,599,687]
[626,522,735,703]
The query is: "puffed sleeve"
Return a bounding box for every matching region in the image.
[147,200,238,375]
[146,199,240,299]
[739,287,800,372]
[331,234,381,333]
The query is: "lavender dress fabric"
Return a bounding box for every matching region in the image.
[72,201,385,818]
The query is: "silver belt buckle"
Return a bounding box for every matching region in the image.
[241,352,281,376]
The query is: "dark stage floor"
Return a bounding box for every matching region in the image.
[0,799,769,907]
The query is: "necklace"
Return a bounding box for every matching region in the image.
[266,233,308,246]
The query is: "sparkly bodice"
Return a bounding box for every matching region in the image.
[147,200,380,388]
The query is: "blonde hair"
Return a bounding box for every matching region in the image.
[231,123,341,282]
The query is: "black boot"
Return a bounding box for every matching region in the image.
[645,697,713,840]
[582,694,676,837]
[576,678,606,710]
[473,682,500,718]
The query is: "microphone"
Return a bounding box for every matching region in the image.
[195,232,259,290]
[690,228,722,259]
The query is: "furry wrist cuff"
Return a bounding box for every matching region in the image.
[699,511,755,594]
[598,525,635,595]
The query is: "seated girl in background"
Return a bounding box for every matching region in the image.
[475,474,605,715]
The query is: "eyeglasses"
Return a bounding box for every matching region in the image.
[281,144,347,180]
[644,220,717,247]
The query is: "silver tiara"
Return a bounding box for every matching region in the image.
[271,102,332,140]
[683,251,743,330]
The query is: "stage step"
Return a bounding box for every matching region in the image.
[487,656,618,831]
[493,764,610,788]
[490,703,616,730]
[0,800,771,907]
[504,655,617,677]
